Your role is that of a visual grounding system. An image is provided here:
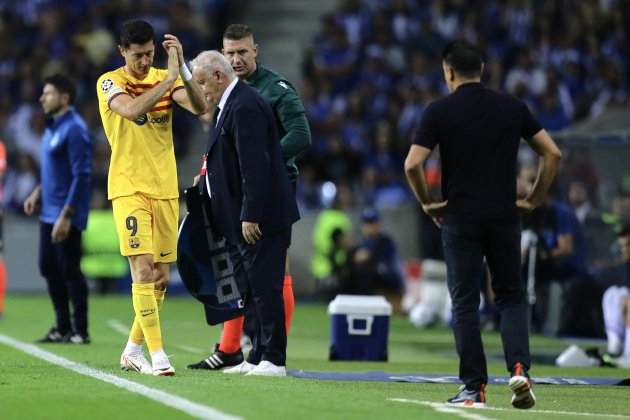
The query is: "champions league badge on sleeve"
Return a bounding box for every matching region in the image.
[177,187,245,325]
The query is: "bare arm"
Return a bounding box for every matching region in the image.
[110,48,179,120]
[405,144,447,220]
[163,34,208,115]
[550,234,573,258]
[404,145,433,205]
[173,85,207,115]
[519,129,562,210]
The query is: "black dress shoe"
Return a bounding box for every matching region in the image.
[36,327,67,343]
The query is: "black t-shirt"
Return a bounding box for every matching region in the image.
[413,82,542,222]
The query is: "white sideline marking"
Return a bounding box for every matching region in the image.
[388,398,630,419]
[107,319,205,354]
[176,345,205,354]
[0,334,241,420]
[107,319,130,336]
[388,398,493,420]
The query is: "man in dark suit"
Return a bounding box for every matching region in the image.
[189,50,299,376]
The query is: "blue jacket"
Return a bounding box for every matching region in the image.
[40,108,92,230]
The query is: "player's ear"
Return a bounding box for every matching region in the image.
[118,45,126,58]
[253,44,259,57]
[61,92,70,107]
[449,68,455,82]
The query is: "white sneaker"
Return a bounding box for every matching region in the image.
[153,365,176,376]
[120,352,152,375]
[509,375,536,409]
[245,360,286,377]
[223,361,257,375]
[613,355,630,368]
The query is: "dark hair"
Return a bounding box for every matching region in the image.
[223,24,254,41]
[441,40,483,79]
[120,20,154,48]
[43,74,76,104]
[620,226,630,238]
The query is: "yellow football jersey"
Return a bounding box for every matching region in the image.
[96,67,184,200]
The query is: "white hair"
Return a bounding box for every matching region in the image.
[190,50,235,78]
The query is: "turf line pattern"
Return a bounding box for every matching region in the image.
[107,319,205,354]
[0,333,241,420]
[388,397,630,418]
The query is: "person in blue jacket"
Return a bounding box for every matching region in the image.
[24,75,92,344]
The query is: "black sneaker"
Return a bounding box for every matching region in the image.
[187,343,244,370]
[509,362,536,409]
[63,332,91,344]
[447,384,486,408]
[37,327,67,343]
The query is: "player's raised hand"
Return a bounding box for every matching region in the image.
[163,34,184,66]
[166,46,179,82]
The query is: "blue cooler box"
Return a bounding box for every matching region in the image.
[328,295,392,361]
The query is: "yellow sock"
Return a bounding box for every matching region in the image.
[129,289,166,345]
[131,282,163,353]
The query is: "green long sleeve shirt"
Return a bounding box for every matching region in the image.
[245,64,311,181]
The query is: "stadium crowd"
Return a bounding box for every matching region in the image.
[299,0,630,210]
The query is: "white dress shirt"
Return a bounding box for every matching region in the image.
[206,76,239,197]
[215,77,239,126]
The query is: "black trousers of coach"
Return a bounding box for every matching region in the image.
[228,227,290,366]
[38,222,89,336]
[441,220,531,390]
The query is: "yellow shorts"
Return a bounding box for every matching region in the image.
[112,194,179,263]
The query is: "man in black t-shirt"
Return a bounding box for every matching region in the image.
[405,40,562,409]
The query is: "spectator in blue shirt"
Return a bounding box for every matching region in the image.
[345,208,404,309]
[23,74,92,344]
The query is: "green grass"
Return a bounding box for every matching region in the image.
[1,295,629,419]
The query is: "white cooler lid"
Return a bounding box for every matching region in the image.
[327,294,392,316]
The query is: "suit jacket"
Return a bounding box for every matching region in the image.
[202,80,300,244]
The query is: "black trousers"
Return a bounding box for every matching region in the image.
[242,183,296,352]
[441,220,530,390]
[228,227,290,366]
[38,222,88,336]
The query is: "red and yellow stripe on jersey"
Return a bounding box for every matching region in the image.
[96,67,184,200]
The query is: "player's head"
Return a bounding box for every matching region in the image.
[119,19,155,77]
[40,74,75,116]
[190,51,236,106]
[441,40,484,92]
[619,226,630,262]
[222,24,258,79]
[360,207,381,237]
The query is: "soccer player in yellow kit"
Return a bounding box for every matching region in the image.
[96,20,206,375]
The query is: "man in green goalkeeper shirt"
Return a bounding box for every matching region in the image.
[188,24,311,372]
